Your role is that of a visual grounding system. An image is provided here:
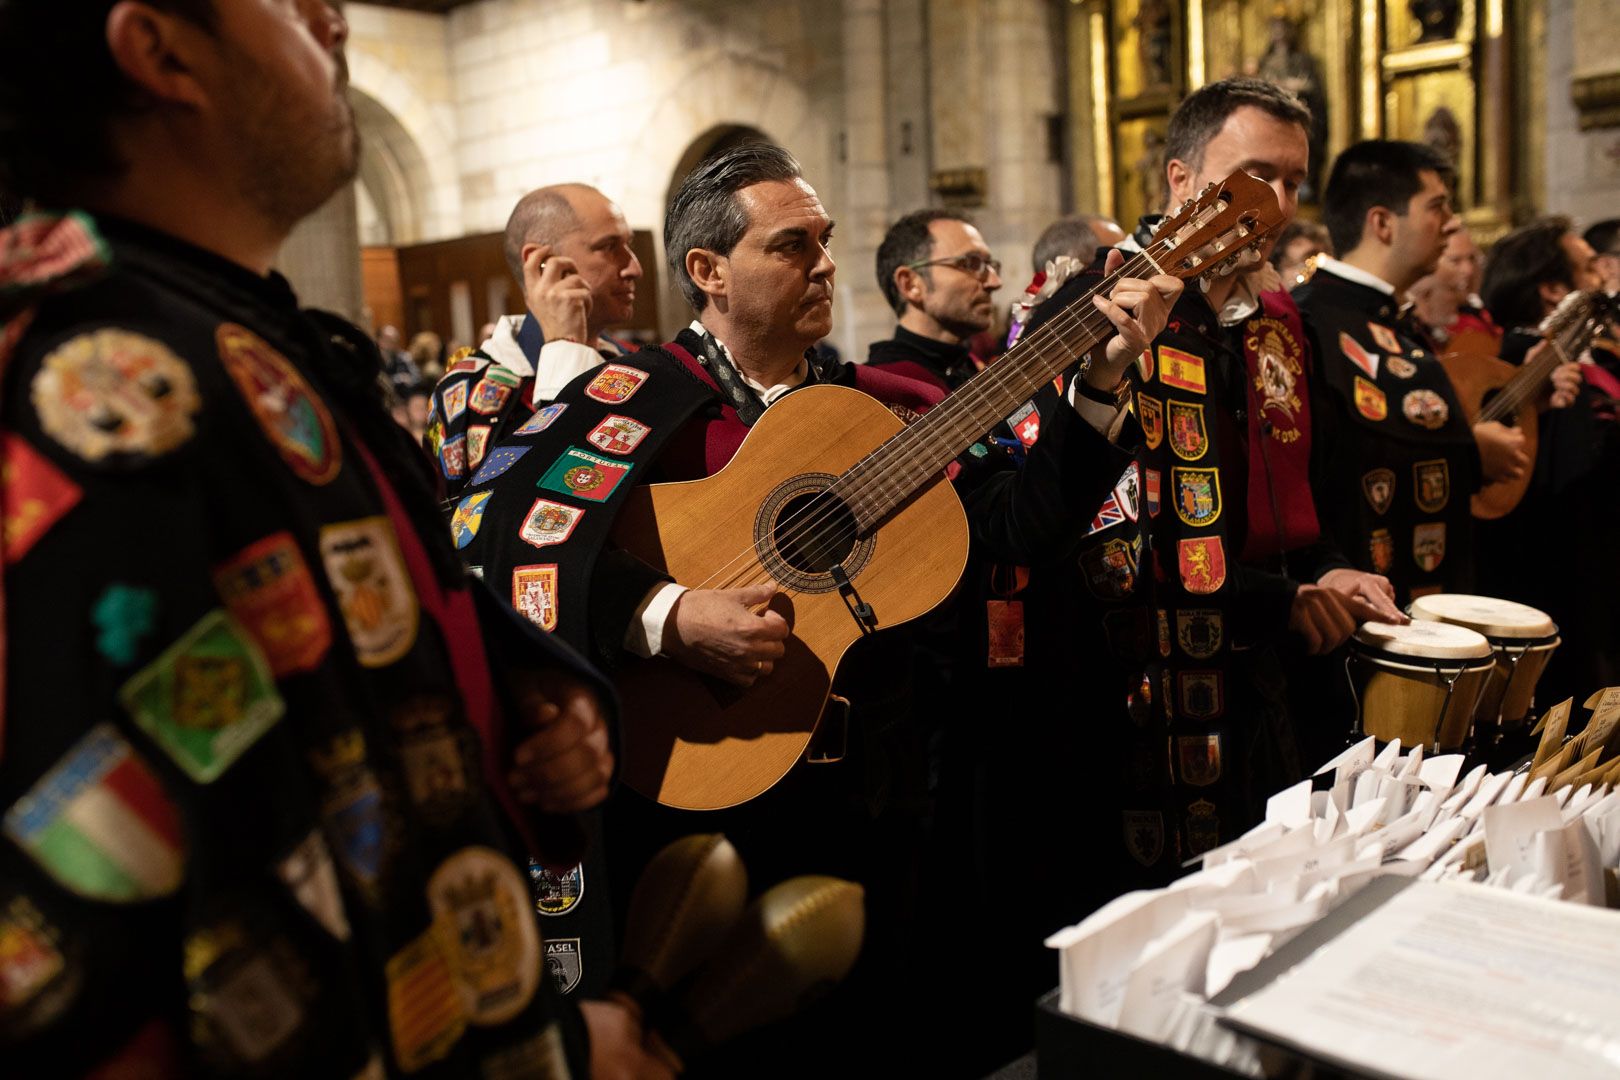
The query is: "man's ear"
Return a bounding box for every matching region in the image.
[105,1,211,110]
[686,248,727,305]
[1365,205,1396,248]
[895,265,927,308]
[1163,158,1194,210]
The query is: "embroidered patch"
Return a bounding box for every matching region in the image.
[1402,388,1449,430]
[1135,348,1154,382]
[0,891,73,1030]
[1157,609,1172,657]
[1114,461,1141,522]
[427,846,541,1025]
[309,730,394,898]
[450,491,493,550]
[1413,459,1450,513]
[514,403,567,436]
[466,426,490,470]
[1367,322,1402,354]
[183,922,312,1067]
[318,517,419,668]
[213,533,331,678]
[32,329,201,464]
[1186,799,1220,854]
[424,417,445,459]
[1177,734,1222,786]
[1178,671,1224,720]
[1247,317,1305,439]
[1145,468,1162,517]
[118,609,285,783]
[1079,537,1137,599]
[1006,402,1041,448]
[1,433,81,563]
[1176,608,1224,659]
[1340,331,1380,379]
[1086,494,1125,536]
[440,436,466,481]
[470,446,529,486]
[468,377,512,416]
[1369,528,1394,574]
[1137,392,1164,450]
[1158,346,1207,394]
[88,584,157,668]
[512,565,559,631]
[584,364,648,404]
[544,939,582,996]
[1362,468,1395,515]
[586,414,651,456]
[1353,376,1387,421]
[538,447,633,503]
[519,499,583,549]
[528,860,584,917]
[448,354,485,375]
[218,324,341,485]
[3,724,184,902]
[441,381,469,422]
[1178,536,1226,594]
[392,697,475,827]
[386,926,467,1072]
[1386,355,1418,379]
[1413,521,1446,572]
[276,831,351,942]
[1123,811,1164,867]
[1167,400,1207,461]
[1172,467,1221,527]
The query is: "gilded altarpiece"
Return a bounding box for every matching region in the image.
[1066,0,1527,236]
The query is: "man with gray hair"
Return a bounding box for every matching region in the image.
[425,183,642,498]
[1030,212,1128,274]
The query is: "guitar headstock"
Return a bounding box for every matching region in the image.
[1540,290,1601,345]
[1145,170,1287,281]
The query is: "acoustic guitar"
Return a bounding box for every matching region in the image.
[611,171,1286,809]
[1439,291,1611,520]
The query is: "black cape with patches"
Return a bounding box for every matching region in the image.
[0,216,604,1078]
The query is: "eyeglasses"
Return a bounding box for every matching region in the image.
[905,252,1003,280]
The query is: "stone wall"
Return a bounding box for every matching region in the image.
[1543,0,1620,230]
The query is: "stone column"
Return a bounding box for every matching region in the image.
[840,0,896,360]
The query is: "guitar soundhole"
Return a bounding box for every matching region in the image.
[755,473,875,594]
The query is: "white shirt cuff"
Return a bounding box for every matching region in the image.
[623,582,688,659]
[532,339,607,405]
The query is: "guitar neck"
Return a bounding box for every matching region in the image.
[836,255,1144,530]
[1478,296,1602,423]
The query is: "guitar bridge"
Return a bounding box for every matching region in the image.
[830,563,877,636]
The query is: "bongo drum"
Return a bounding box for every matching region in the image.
[1407,594,1560,732]
[1346,621,1496,750]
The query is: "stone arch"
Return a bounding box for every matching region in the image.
[345,50,461,242]
[615,56,834,336]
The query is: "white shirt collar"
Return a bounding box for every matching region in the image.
[1315,256,1396,297]
[478,315,533,376]
[688,321,809,405]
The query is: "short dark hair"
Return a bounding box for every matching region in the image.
[0,0,217,204]
[1031,215,1106,274]
[1481,216,1576,329]
[1585,218,1620,257]
[874,209,970,315]
[1268,220,1332,269]
[1163,77,1312,177]
[1319,139,1454,256]
[503,186,583,287]
[664,142,802,312]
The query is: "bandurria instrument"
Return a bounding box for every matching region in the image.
[1439,291,1612,520]
[613,170,1286,809]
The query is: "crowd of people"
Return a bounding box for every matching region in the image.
[0,2,1616,1078]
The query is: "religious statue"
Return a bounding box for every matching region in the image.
[1134,0,1173,90]
[1254,12,1329,201]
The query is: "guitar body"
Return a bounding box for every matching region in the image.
[608,383,970,810]
[1438,329,1538,520]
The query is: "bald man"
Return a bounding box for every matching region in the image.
[427,183,643,498]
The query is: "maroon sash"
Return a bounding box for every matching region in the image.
[1241,290,1321,559]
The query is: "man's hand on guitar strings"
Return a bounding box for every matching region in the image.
[662,582,790,687]
[507,670,615,813]
[1473,420,1529,482]
[1091,247,1184,383]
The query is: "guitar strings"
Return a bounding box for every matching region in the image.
[1478,304,1596,423]
[683,242,1178,600]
